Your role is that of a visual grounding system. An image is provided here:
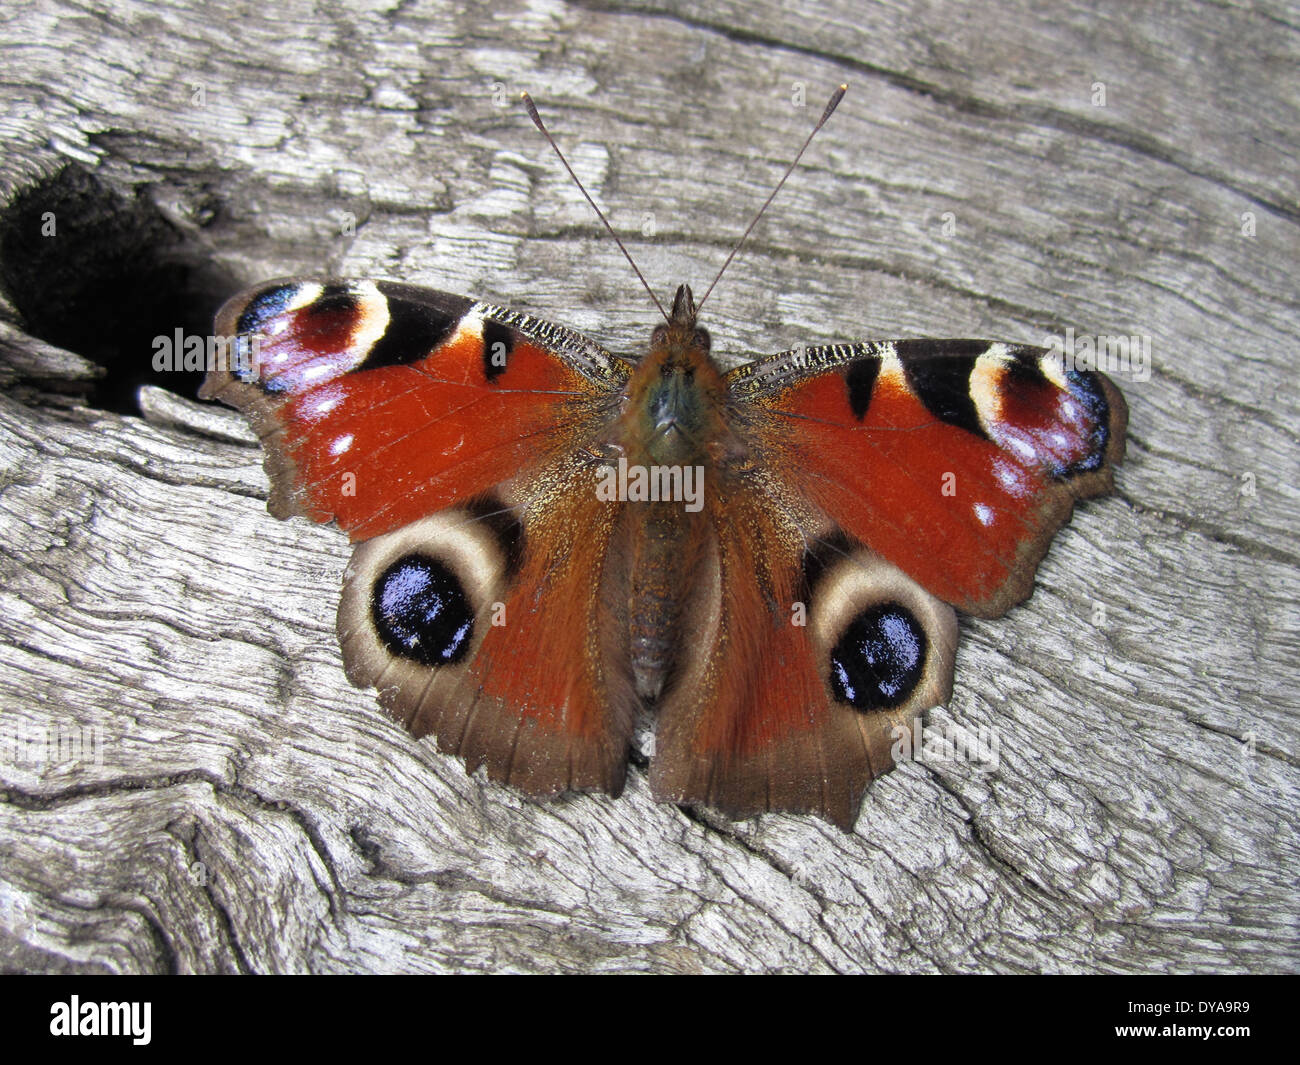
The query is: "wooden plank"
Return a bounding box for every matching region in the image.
[1,0,1296,972]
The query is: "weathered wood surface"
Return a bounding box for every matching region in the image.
[1,0,1297,974]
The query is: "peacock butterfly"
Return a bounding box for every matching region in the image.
[200,87,1127,829]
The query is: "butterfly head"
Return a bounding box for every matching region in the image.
[621,284,725,465]
[649,284,710,351]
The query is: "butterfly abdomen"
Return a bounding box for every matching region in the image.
[624,502,710,701]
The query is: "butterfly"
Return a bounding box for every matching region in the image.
[200,88,1127,830]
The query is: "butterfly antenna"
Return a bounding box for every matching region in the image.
[522,92,669,322]
[695,84,847,315]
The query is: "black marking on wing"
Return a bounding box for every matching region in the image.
[464,493,525,580]
[313,282,357,312]
[1006,347,1049,386]
[844,359,880,421]
[799,531,856,603]
[476,303,628,389]
[897,340,988,439]
[361,289,471,371]
[481,318,514,383]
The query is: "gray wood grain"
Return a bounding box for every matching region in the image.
[1,0,1297,973]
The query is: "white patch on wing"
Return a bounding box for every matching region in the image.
[876,344,905,393]
[311,392,342,416]
[451,305,486,347]
[1039,349,1070,391]
[1008,436,1037,462]
[993,457,1030,497]
[347,281,391,366]
[968,343,1009,433]
[286,283,324,313]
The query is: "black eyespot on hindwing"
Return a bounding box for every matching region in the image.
[829,602,927,711]
[372,555,474,667]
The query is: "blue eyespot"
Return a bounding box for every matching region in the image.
[829,603,926,710]
[372,555,473,667]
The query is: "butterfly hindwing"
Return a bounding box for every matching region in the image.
[649,475,958,829]
[337,469,638,797]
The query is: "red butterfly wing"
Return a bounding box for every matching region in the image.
[200,279,627,541]
[728,340,1128,617]
[649,484,958,830]
[202,279,638,796]
[652,338,1125,827]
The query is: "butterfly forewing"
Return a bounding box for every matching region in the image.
[201,279,629,539]
[728,339,1127,617]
